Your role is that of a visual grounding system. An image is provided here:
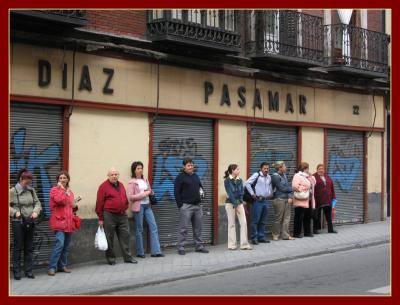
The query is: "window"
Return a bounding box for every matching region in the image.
[152,9,164,20]
[206,10,219,28]
[188,9,201,24]
[224,10,235,31]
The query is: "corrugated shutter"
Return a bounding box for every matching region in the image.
[151,115,214,247]
[250,124,298,234]
[10,103,63,268]
[326,129,364,224]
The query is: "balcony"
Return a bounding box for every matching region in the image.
[146,10,241,53]
[324,24,389,78]
[245,10,324,66]
[11,10,88,27]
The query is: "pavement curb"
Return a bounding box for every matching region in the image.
[81,237,390,295]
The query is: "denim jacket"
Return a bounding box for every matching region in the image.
[224,177,244,206]
[271,172,293,199]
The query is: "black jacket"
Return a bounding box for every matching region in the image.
[174,171,203,208]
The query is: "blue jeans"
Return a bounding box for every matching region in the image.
[134,204,162,256]
[250,200,269,241]
[48,231,72,271]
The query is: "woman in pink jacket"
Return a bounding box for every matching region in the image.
[292,162,316,238]
[48,171,79,276]
[127,161,164,258]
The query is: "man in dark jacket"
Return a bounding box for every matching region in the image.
[96,167,137,265]
[174,158,209,255]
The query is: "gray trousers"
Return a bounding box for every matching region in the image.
[177,203,204,250]
[271,198,291,239]
[103,211,132,261]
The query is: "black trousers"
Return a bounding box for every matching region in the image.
[103,211,132,261]
[12,220,35,274]
[293,206,313,236]
[313,205,334,232]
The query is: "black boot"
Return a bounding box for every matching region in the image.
[13,271,21,280]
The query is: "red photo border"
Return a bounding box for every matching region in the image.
[1,1,396,304]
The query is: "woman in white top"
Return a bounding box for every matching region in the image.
[127,161,164,258]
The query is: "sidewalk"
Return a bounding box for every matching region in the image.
[10,220,390,295]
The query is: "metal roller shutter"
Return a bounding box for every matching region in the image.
[151,115,214,247]
[10,103,63,268]
[326,129,364,224]
[250,124,298,234]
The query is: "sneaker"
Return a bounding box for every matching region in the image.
[178,249,186,255]
[151,253,165,257]
[251,240,259,245]
[272,236,279,241]
[258,239,270,243]
[136,254,146,258]
[240,247,253,250]
[48,269,56,276]
[195,248,209,253]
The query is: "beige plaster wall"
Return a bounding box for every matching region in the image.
[218,120,247,206]
[367,132,382,193]
[301,127,325,174]
[68,107,149,218]
[11,43,384,129]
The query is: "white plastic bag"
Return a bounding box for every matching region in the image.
[95,226,108,251]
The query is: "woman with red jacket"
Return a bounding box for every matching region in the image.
[48,171,79,276]
[313,164,337,234]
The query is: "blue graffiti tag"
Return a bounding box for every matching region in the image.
[152,155,207,201]
[328,154,361,192]
[10,128,61,217]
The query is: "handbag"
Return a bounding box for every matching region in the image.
[149,193,158,205]
[73,214,82,230]
[293,190,310,200]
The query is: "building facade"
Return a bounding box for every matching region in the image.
[10,9,390,266]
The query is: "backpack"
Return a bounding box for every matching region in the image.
[243,173,261,203]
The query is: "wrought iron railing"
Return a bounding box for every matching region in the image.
[147,9,241,52]
[324,24,389,75]
[245,10,324,65]
[39,10,87,20]
[12,10,87,26]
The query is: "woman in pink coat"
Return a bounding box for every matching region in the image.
[292,162,316,238]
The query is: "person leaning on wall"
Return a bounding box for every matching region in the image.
[95,167,137,265]
[127,161,164,258]
[223,164,252,250]
[47,170,79,276]
[313,164,338,234]
[9,168,42,280]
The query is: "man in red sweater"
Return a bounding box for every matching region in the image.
[96,168,137,265]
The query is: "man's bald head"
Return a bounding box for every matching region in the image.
[107,167,119,184]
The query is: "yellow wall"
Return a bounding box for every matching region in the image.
[218,120,247,205]
[11,43,384,129]
[69,107,149,218]
[301,127,324,174]
[367,132,382,193]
